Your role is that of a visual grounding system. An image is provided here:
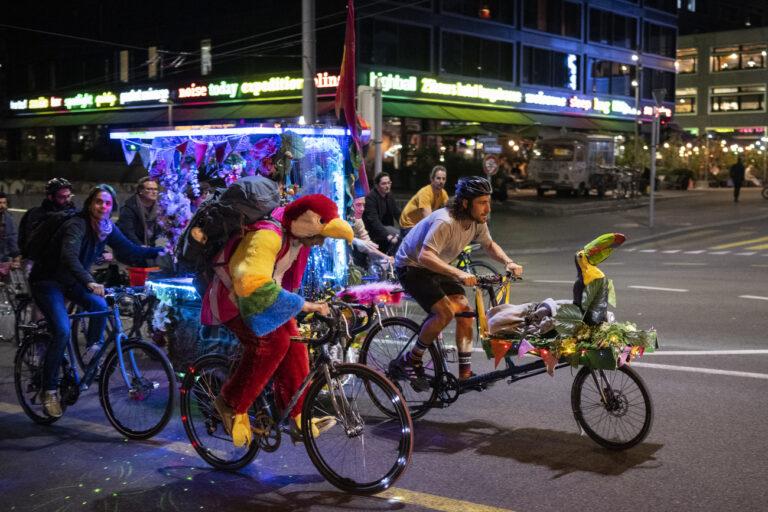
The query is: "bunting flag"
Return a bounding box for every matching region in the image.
[176,141,189,156]
[618,346,632,367]
[194,141,209,167]
[334,0,369,194]
[138,146,158,169]
[490,339,512,369]
[213,141,229,164]
[541,350,558,376]
[517,338,534,362]
[121,140,138,165]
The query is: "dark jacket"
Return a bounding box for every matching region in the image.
[30,214,161,288]
[117,194,162,246]
[18,198,72,251]
[729,161,745,183]
[362,189,401,243]
[0,211,20,261]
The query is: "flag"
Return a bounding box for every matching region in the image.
[334,0,369,194]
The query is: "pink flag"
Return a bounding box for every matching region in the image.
[618,346,632,367]
[517,338,534,362]
[194,141,209,167]
[176,141,189,156]
[213,141,228,164]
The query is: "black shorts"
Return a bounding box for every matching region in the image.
[396,265,465,313]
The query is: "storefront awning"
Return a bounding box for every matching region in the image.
[590,118,635,133]
[383,101,533,125]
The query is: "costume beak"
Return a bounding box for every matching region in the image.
[320,217,354,243]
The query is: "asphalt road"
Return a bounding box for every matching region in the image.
[1,188,767,511]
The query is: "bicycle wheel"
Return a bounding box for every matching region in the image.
[99,339,175,440]
[14,335,62,425]
[180,354,260,470]
[358,316,440,419]
[302,363,413,495]
[571,365,653,450]
[762,186,768,200]
[13,296,36,345]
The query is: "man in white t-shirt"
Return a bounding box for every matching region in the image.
[391,176,523,391]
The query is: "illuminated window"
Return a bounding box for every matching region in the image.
[441,0,514,25]
[710,44,767,72]
[522,46,580,90]
[675,87,697,114]
[589,59,636,96]
[676,48,697,74]
[710,85,765,112]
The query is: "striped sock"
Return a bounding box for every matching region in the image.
[407,339,430,363]
[458,352,473,380]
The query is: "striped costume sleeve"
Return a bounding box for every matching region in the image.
[230,229,305,335]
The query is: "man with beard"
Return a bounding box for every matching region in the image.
[18,178,76,250]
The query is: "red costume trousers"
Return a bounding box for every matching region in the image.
[222,315,309,416]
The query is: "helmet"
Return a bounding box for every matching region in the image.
[455,176,491,199]
[45,177,72,196]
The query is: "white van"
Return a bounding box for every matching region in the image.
[528,134,615,196]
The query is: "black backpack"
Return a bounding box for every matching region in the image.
[175,175,281,278]
[22,210,78,261]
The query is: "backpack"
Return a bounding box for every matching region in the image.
[22,210,78,261]
[175,175,281,278]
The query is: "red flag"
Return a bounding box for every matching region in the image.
[334,0,369,193]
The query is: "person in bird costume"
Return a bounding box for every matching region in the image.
[200,194,354,447]
[573,232,626,325]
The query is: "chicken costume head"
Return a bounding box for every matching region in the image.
[281,194,353,243]
[573,233,626,325]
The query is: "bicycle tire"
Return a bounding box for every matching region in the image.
[180,354,260,470]
[571,365,653,450]
[14,296,35,346]
[14,336,62,425]
[99,339,175,440]
[762,186,768,200]
[358,316,440,420]
[302,363,413,495]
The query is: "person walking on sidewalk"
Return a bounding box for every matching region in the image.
[398,165,448,239]
[730,157,745,202]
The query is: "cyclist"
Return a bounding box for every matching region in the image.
[390,176,523,390]
[30,185,163,418]
[18,177,76,251]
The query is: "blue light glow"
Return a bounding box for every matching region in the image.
[146,278,200,302]
[109,125,366,140]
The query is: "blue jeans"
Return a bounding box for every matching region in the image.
[31,281,108,390]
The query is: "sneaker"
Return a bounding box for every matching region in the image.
[213,394,236,437]
[42,390,63,418]
[388,354,430,392]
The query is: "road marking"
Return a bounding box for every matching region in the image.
[378,488,516,512]
[628,285,689,292]
[739,295,768,301]
[752,264,768,267]
[662,262,706,266]
[624,248,636,252]
[631,362,768,380]
[661,249,681,253]
[683,250,706,254]
[532,280,572,284]
[638,249,657,253]
[646,350,768,355]
[710,236,768,249]
[735,252,757,256]
[708,251,730,255]
[747,243,768,250]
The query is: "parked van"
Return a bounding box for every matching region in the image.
[528,134,615,196]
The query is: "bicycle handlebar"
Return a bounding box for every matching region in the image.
[473,272,522,286]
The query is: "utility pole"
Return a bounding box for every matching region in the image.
[301,0,317,124]
[649,89,666,228]
[632,54,643,168]
[374,78,383,175]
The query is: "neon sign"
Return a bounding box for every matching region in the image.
[208,81,239,98]
[179,83,208,98]
[593,98,611,114]
[314,72,339,89]
[525,91,567,107]
[241,76,303,97]
[64,93,94,110]
[120,87,170,105]
[369,72,418,92]
[95,92,117,107]
[567,54,578,91]
[642,106,672,118]
[29,97,49,109]
[10,99,27,110]
[569,96,592,111]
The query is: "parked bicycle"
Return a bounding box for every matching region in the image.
[359,272,654,450]
[179,301,413,495]
[14,287,176,439]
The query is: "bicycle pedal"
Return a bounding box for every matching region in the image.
[442,346,458,363]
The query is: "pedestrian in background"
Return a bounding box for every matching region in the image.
[117,176,162,249]
[729,157,745,202]
[18,178,76,250]
[399,165,448,239]
[363,172,401,255]
[0,193,21,268]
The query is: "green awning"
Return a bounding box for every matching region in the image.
[383,101,533,125]
[590,118,635,133]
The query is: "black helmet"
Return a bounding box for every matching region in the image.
[455,176,491,199]
[45,177,72,196]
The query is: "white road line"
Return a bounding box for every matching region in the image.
[628,285,689,292]
[661,249,681,253]
[639,249,657,253]
[752,264,768,267]
[532,280,573,284]
[735,252,757,256]
[709,250,730,255]
[624,248,637,252]
[646,350,768,355]
[662,262,706,266]
[684,250,706,254]
[631,362,768,380]
[739,295,768,301]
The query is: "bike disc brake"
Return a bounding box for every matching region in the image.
[253,411,280,452]
[437,372,460,404]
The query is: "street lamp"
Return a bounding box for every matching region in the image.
[632,54,643,168]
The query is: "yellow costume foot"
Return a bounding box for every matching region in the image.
[232,413,252,448]
[291,413,337,444]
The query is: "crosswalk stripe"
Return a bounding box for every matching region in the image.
[710,236,768,249]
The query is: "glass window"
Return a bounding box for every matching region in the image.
[644,23,676,58]
[645,0,677,13]
[441,0,515,25]
[589,9,637,49]
[523,46,580,90]
[641,68,675,101]
[523,0,581,39]
[441,32,514,82]
[711,44,767,71]
[675,96,696,114]
[589,59,635,96]
[710,85,765,112]
[359,20,431,71]
[676,48,697,74]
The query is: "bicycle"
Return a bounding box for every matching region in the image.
[14,287,176,439]
[359,273,654,451]
[179,301,413,495]
[762,183,768,200]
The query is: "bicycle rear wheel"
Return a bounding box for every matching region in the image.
[571,365,653,450]
[99,339,175,440]
[358,316,439,419]
[14,296,36,345]
[180,354,260,470]
[302,363,413,495]
[14,335,62,424]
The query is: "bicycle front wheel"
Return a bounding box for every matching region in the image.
[358,316,439,419]
[571,365,653,450]
[180,354,260,470]
[302,363,413,495]
[99,339,175,440]
[14,336,61,425]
